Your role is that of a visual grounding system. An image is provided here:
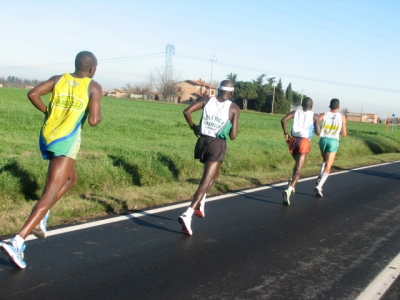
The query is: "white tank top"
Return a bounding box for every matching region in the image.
[320,111,343,140]
[291,110,315,140]
[200,97,232,140]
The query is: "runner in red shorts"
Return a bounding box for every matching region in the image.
[280,97,320,206]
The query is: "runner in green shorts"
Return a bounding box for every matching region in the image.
[314,99,347,197]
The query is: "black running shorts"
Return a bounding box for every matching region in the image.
[194,135,227,163]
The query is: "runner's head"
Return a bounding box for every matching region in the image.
[302,97,313,110]
[75,51,98,78]
[217,80,234,100]
[329,98,340,110]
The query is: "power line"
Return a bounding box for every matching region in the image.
[282,0,400,44]
[175,53,400,94]
[321,0,400,33]
[368,0,400,14]
[38,0,161,48]
[252,0,400,56]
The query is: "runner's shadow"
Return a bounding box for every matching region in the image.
[0,255,20,269]
[228,174,262,186]
[156,153,180,180]
[79,195,181,234]
[349,168,400,180]
[186,178,199,185]
[236,192,282,205]
[0,161,39,200]
[80,194,129,213]
[108,155,141,186]
[126,214,182,234]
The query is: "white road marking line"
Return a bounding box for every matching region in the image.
[356,252,400,300]
[1,160,398,244]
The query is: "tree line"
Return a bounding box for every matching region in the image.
[227,73,305,114]
[2,72,305,115]
[147,65,306,114]
[0,76,43,88]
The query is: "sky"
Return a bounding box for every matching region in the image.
[0,0,399,119]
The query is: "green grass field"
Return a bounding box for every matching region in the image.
[1,88,399,237]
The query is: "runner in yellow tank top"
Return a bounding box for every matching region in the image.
[40,73,92,159]
[1,51,102,269]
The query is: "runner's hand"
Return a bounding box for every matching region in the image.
[285,134,291,144]
[191,124,200,137]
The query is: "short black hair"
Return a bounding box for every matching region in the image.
[302,97,313,109]
[75,51,97,72]
[329,98,340,109]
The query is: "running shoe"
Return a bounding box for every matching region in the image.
[282,189,291,206]
[194,194,206,218]
[32,210,50,239]
[314,186,323,198]
[178,215,193,236]
[1,238,27,269]
[287,179,295,195]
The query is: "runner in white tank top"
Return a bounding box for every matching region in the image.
[319,111,343,140]
[200,96,233,140]
[315,99,347,197]
[178,80,240,235]
[281,97,321,206]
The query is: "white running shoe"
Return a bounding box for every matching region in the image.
[282,189,291,206]
[314,187,323,198]
[194,194,206,218]
[1,238,27,269]
[178,214,193,236]
[32,210,50,239]
[287,179,295,195]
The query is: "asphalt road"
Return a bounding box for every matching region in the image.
[1,162,400,300]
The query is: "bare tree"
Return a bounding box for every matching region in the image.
[124,83,135,94]
[149,66,180,102]
[341,107,349,116]
[135,81,152,99]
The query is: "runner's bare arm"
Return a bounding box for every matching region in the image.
[280,111,296,136]
[229,103,240,140]
[27,75,61,114]
[183,98,208,127]
[313,113,321,136]
[88,80,102,127]
[341,114,347,137]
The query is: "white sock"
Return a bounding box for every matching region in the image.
[14,234,25,249]
[184,207,194,218]
[319,163,326,177]
[288,186,294,194]
[317,172,329,189]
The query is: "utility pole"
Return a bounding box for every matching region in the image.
[209,55,216,95]
[271,85,275,114]
[165,44,175,102]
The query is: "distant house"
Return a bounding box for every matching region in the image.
[150,92,161,100]
[104,89,128,98]
[25,85,34,90]
[129,94,143,99]
[174,79,217,103]
[347,112,378,124]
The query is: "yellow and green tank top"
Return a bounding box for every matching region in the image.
[39,73,92,159]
